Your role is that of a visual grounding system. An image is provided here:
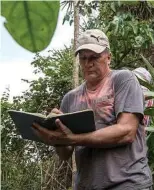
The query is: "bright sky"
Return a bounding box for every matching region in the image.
[0,6,74,101]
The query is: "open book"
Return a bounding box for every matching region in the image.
[8,109,95,143]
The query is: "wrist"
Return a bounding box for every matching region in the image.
[69,134,82,146]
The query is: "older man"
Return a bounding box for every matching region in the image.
[33,29,153,190]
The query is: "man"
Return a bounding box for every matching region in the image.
[32,29,153,190]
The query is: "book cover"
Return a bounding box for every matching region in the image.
[8,109,95,143]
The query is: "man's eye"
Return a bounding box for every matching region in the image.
[79,55,100,62]
[90,56,99,61]
[80,57,86,60]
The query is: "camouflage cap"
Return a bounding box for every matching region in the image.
[75,29,110,56]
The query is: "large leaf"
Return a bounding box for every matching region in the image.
[144,106,154,116]
[140,54,154,79]
[1,1,60,52]
[144,91,154,100]
[145,127,154,132]
[137,76,154,91]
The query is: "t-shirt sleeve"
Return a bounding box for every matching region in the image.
[60,93,69,113]
[114,70,144,121]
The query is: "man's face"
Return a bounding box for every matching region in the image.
[79,49,111,83]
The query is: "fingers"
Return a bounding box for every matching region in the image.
[32,122,49,134]
[55,119,72,134]
[32,122,62,139]
[31,122,44,140]
[32,122,51,140]
[32,120,72,145]
[51,108,63,114]
[32,122,57,145]
[55,119,65,130]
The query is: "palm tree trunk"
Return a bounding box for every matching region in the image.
[72,0,80,188]
[73,0,79,88]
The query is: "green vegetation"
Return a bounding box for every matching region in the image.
[140,55,154,178]
[1,1,60,52]
[1,48,73,190]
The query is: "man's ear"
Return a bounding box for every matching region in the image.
[107,53,111,65]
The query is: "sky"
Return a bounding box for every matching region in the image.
[0,6,74,101]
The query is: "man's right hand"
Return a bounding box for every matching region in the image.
[47,108,63,118]
[51,108,63,115]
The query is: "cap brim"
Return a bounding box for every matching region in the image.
[75,44,107,56]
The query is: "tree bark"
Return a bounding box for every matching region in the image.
[72,0,80,188]
[73,0,80,88]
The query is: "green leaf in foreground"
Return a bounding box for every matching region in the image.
[1,1,60,52]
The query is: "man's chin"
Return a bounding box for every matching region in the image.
[86,75,97,82]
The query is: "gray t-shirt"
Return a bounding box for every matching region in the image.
[60,70,153,190]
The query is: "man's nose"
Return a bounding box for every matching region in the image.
[84,59,89,66]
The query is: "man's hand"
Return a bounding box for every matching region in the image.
[32,112,74,146]
[50,108,63,114]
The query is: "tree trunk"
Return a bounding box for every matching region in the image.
[73,0,80,88]
[72,0,80,188]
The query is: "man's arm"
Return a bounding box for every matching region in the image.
[68,112,140,148]
[32,112,140,153]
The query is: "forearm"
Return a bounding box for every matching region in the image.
[70,124,136,148]
[55,146,74,160]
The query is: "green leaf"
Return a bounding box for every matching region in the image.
[69,19,73,26]
[144,107,154,116]
[110,2,116,13]
[112,16,119,35]
[145,127,154,132]
[87,6,92,14]
[147,0,154,7]
[147,31,154,44]
[144,91,154,98]
[129,22,138,35]
[137,77,154,91]
[65,14,70,21]
[121,1,139,6]
[140,54,154,79]
[1,1,60,52]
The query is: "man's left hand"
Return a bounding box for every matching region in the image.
[32,119,74,146]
